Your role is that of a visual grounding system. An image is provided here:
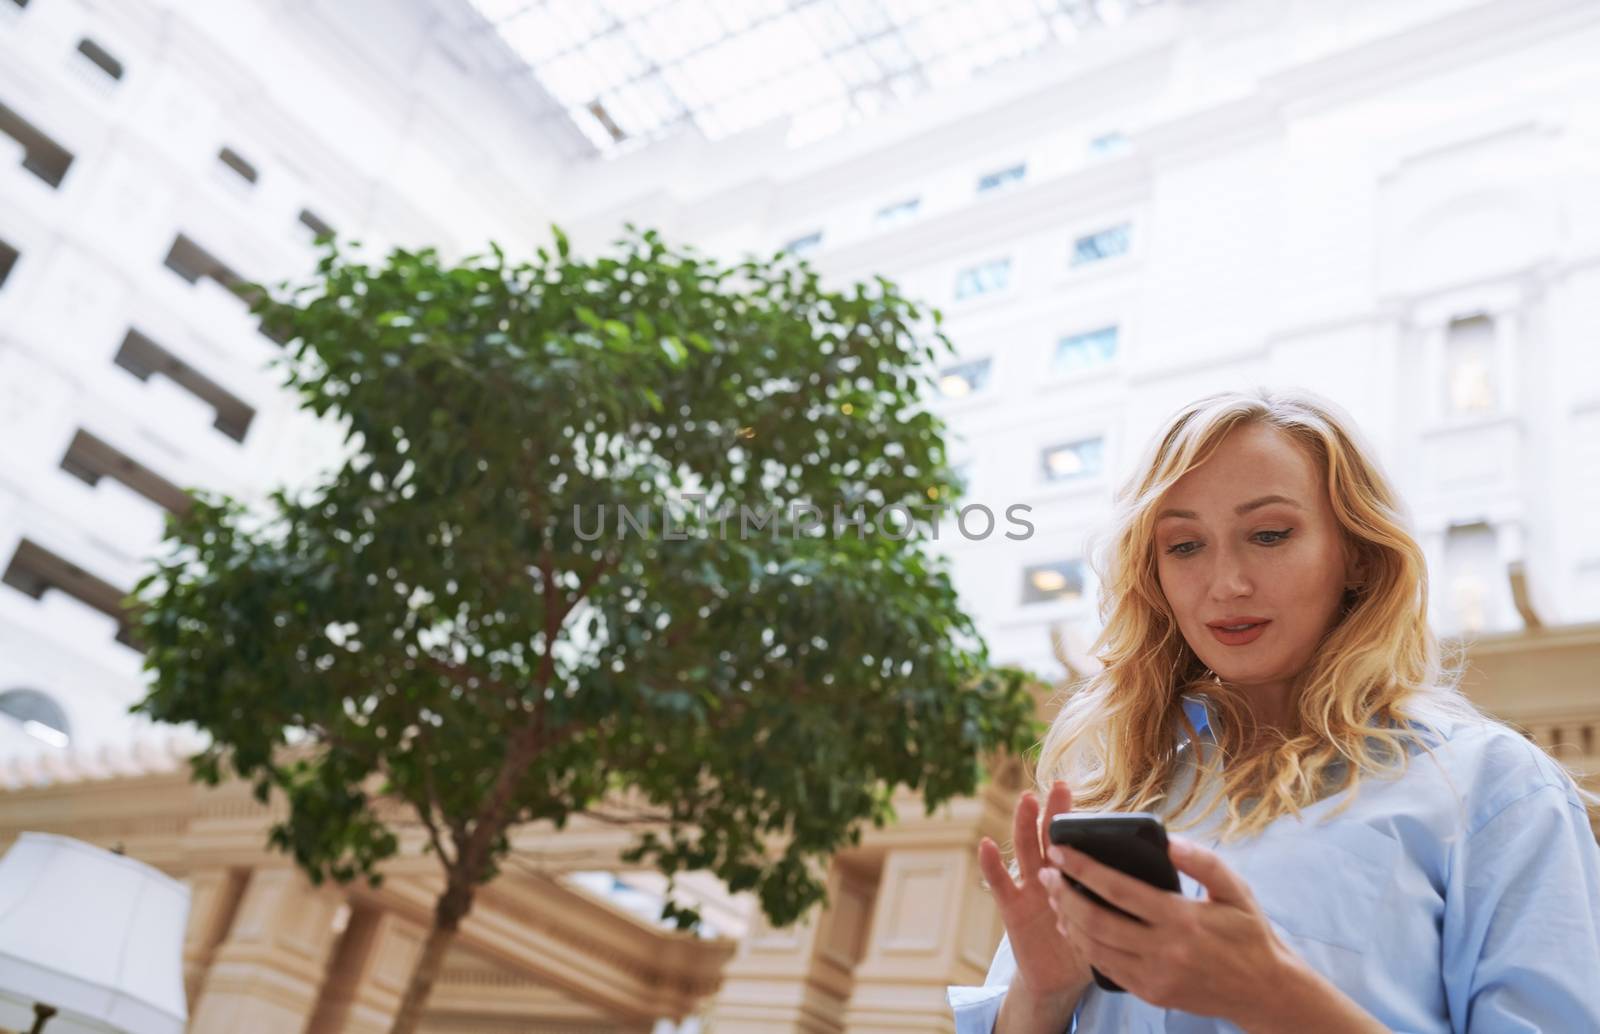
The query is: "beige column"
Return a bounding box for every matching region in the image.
[840,843,1004,1034]
[702,858,878,1034]
[305,906,427,1034]
[182,867,249,1010]
[188,866,347,1034]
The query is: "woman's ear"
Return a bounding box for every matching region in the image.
[1341,540,1370,591]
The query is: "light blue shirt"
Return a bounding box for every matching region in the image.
[947,696,1600,1032]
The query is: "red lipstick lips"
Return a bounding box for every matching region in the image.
[1206,617,1270,646]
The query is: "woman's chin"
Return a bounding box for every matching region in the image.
[1209,662,1284,687]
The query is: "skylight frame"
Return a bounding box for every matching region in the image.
[467,0,1173,158]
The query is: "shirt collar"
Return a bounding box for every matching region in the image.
[1179,694,1214,744]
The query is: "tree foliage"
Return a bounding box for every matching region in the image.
[133,225,1037,1026]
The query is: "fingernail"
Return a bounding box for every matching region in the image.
[1047,846,1067,865]
[1039,868,1060,887]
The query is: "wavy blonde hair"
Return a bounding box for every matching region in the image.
[1037,387,1500,840]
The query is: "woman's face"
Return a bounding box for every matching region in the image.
[1153,423,1360,703]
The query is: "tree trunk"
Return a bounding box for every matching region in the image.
[387,886,472,1034]
[388,719,529,1033]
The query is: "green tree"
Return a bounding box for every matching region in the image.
[133,227,1037,1034]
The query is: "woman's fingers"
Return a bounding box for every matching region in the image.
[1038,780,1073,858]
[1012,790,1044,882]
[1043,867,1158,955]
[1168,836,1254,908]
[1076,938,1144,992]
[1047,844,1178,925]
[979,781,1076,907]
[976,836,1017,904]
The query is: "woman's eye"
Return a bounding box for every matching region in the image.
[1163,529,1293,557]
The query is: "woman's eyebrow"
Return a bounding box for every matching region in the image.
[1156,494,1304,521]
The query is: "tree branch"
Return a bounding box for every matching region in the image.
[560,552,617,624]
[407,723,464,869]
[537,548,558,696]
[437,548,618,887]
[578,805,675,826]
[414,796,458,869]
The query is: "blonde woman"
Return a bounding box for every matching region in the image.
[948,389,1600,1032]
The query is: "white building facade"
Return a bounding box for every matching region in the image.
[560,0,1600,680]
[0,0,574,758]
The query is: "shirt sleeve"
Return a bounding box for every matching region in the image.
[1441,782,1600,1033]
[946,932,1016,1034]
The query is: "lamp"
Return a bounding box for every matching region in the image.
[0,833,189,1034]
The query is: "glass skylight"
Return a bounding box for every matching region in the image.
[467,0,1173,157]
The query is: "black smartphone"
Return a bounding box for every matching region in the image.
[1047,812,1182,993]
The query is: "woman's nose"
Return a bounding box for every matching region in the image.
[1207,552,1253,599]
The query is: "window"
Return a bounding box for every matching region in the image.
[218,146,259,185]
[0,237,17,290]
[162,233,272,319]
[75,39,125,81]
[1040,436,1104,482]
[954,257,1010,300]
[113,329,257,442]
[1021,559,1086,605]
[61,430,192,514]
[0,100,76,188]
[164,234,281,343]
[1088,131,1129,157]
[2,539,137,647]
[977,163,1026,194]
[1054,325,1119,373]
[1071,223,1132,266]
[1443,521,1499,633]
[1445,314,1496,416]
[782,231,822,257]
[164,234,242,287]
[298,208,335,239]
[0,689,70,748]
[875,197,920,227]
[937,357,992,398]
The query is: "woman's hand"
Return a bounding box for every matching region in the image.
[1039,836,1384,1033]
[976,780,1094,1010]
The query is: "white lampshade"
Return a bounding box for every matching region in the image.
[0,833,189,1034]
